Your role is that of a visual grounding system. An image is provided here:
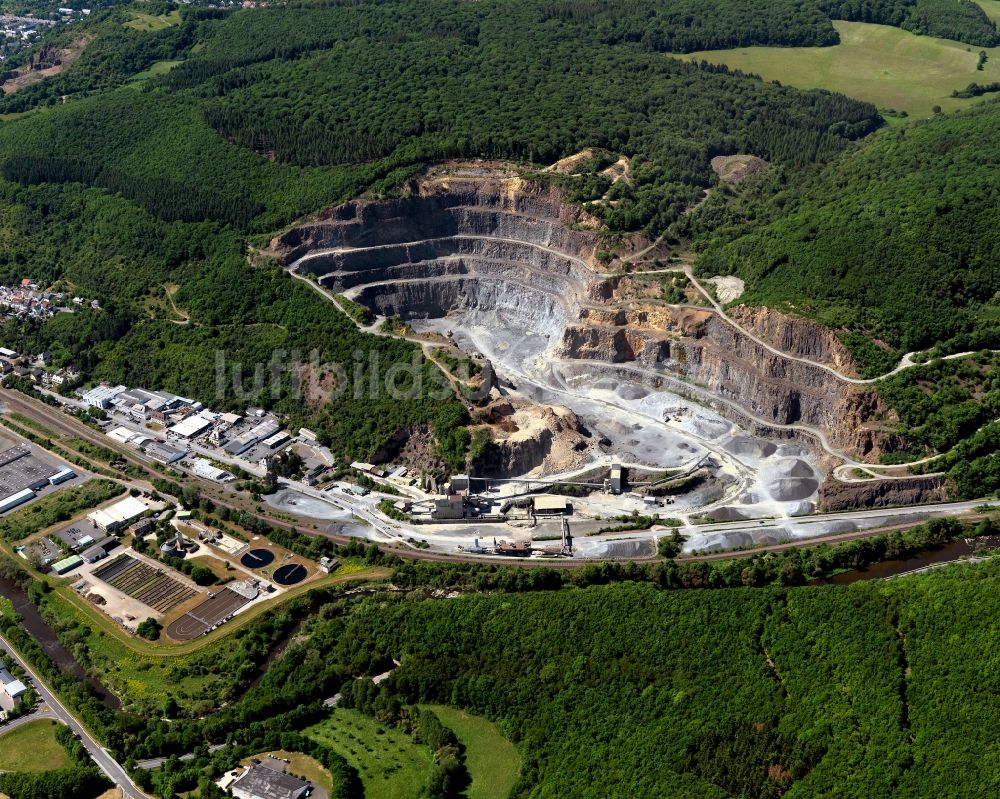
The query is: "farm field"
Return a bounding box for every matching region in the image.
[306,709,434,799]
[422,705,521,799]
[682,21,1000,115]
[0,720,71,772]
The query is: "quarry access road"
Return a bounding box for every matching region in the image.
[286,242,939,483]
[289,233,985,391]
[677,266,995,385]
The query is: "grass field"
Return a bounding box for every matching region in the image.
[186,554,234,582]
[423,705,521,799]
[306,709,434,799]
[127,60,184,87]
[124,10,181,31]
[0,720,71,772]
[681,21,1000,116]
[977,0,1000,24]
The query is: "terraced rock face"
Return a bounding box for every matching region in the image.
[273,175,603,343]
[269,167,902,518]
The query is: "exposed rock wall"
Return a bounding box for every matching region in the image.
[819,475,947,511]
[728,306,860,377]
[273,167,903,464]
[558,303,900,459]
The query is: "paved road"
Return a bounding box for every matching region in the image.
[0,704,56,733]
[136,743,224,771]
[0,631,146,798]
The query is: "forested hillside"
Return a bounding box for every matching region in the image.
[0,0,887,463]
[130,560,1000,798]
[691,100,1000,366]
[0,0,882,236]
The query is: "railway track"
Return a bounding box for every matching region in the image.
[0,387,983,571]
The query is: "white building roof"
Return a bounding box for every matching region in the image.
[87,496,147,528]
[107,426,138,445]
[170,411,215,438]
[191,458,227,481]
[83,384,127,405]
[4,679,26,698]
[262,431,289,447]
[0,487,35,511]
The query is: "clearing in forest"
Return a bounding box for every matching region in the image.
[682,21,1000,116]
[422,705,521,799]
[306,709,434,799]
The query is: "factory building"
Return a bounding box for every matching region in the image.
[87,496,148,531]
[610,463,623,494]
[170,411,216,439]
[191,458,230,482]
[48,466,76,486]
[144,441,186,465]
[0,666,27,704]
[533,496,569,516]
[82,383,127,409]
[224,420,280,456]
[433,495,465,520]
[230,761,312,799]
[52,554,83,575]
[0,487,34,514]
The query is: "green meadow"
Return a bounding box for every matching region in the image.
[682,20,1000,115]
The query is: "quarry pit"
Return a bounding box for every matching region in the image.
[267,164,920,544]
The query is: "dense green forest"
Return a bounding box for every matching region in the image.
[30,554,1000,799]
[0,1,883,236]
[0,0,891,464]
[689,100,1000,368]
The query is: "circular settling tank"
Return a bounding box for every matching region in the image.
[273,563,307,585]
[240,548,275,569]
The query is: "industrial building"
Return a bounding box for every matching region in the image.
[262,431,289,449]
[610,463,623,494]
[87,496,148,531]
[82,383,127,409]
[533,496,569,516]
[0,445,63,501]
[0,666,27,703]
[0,487,34,514]
[82,540,111,564]
[107,426,142,446]
[170,410,216,439]
[191,458,230,482]
[230,761,312,799]
[48,466,75,485]
[144,441,186,465]
[224,419,280,456]
[52,554,83,575]
[433,495,465,520]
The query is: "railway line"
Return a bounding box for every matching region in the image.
[0,387,988,571]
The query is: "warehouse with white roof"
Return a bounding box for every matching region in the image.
[87,495,149,531]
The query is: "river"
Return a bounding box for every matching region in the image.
[0,572,120,709]
[818,538,996,585]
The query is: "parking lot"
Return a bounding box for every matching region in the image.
[53,520,102,551]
